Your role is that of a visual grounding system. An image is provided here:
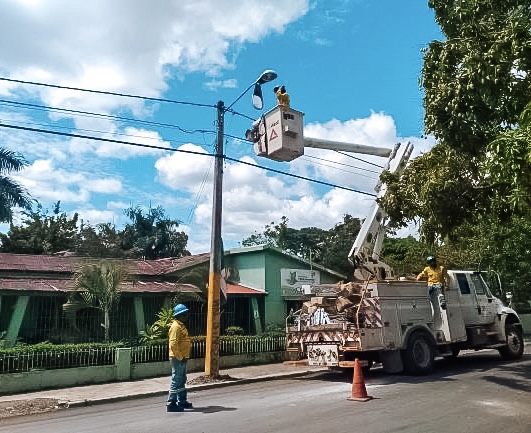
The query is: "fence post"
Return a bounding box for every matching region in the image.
[115,347,132,381]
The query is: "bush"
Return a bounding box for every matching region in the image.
[223,326,245,336]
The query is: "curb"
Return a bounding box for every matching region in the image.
[64,369,324,408]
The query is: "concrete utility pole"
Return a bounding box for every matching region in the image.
[205,71,277,378]
[205,100,224,377]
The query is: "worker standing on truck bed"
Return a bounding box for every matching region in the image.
[417,256,448,329]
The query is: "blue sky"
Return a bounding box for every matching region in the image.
[0,0,441,254]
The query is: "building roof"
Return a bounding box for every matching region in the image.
[0,277,199,294]
[224,245,348,280]
[0,252,210,276]
[225,283,266,296]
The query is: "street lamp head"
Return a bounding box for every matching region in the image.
[251,70,278,110]
[256,69,278,84]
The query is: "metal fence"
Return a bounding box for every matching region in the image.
[0,335,286,374]
[131,335,286,364]
[0,346,116,374]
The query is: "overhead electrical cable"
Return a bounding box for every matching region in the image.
[0,121,376,197]
[0,77,214,109]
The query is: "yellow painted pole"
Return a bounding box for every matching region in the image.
[205,100,224,378]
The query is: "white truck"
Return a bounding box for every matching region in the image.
[247,103,524,375]
[285,142,525,375]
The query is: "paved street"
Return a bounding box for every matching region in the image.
[1,348,530,433]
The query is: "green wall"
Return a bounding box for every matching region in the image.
[226,246,346,327]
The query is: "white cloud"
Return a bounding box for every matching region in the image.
[15,159,123,205]
[0,1,434,256]
[0,0,309,109]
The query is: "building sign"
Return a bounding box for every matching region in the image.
[280,268,320,297]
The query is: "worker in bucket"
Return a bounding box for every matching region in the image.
[167,303,193,412]
[417,256,448,327]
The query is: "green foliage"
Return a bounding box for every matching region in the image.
[224,326,245,336]
[484,102,531,214]
[0,201,79,254]
[139,307,175,343]
[382,236,428,276]
[73,261,126,342]
[0,202,191,259]
[380,143,489,244]
[121,205,190,259]
[423,0,531,155]
[175,264,209,303]
[241,214,361,278]
[0,148,33,223]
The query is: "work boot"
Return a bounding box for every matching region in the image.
[178,401,193,409]
[167,403,184,412]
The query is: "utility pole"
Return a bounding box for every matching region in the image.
[205,100,224,378]
[204,71,277,378]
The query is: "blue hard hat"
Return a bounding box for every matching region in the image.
[173,304,189,317]
[426,255,436,262]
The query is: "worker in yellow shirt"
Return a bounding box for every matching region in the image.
[167,303,192,412]
[417,256,448,329]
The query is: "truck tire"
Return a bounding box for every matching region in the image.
[498,324,524,360]
[402,332,435,375]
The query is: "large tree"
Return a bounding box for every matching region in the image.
[0,148,32,223]
[241,214,362,277]
[121,205,190,259]
[383,1,531,243]
[0,202,80,254]
[423,0,531,155]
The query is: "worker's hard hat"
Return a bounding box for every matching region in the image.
[426,255,436,262]
[173,304,189,317]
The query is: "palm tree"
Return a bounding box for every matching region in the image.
[73,261,127,342]
[0,148,32,222]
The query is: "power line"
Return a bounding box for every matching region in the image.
[0,98,214,136]
[302,154,380,175]
[0,76,214,109]
[336,150,385,168]
[0,76,255,122]
[0,121,376,197]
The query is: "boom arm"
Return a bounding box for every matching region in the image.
[348,142,413,281]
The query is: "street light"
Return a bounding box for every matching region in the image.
[205,70,278,378]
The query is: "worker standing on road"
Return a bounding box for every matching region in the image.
[167,304,193,413]
[417,256,448,329]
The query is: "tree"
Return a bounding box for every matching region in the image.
[0,148,32,223]
[383,1,531,245]
[77,222,125,258]
[0,202,80,254]
[484,102,531,214]
[319,214,361,277]
[241,214,362,278]
[423,0,531,155]
[72,261,126,342]
[121,205,190,259]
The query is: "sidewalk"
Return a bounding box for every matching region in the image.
[0,362,324,408]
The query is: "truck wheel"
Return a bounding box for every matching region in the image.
[498,324,524,360]
[402,332,434,375]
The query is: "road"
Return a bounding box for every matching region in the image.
[1,349,530,433]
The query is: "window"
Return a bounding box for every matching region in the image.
[456,273,470,294]
[470,273,486,295]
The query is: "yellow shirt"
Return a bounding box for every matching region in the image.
[417,265,447,286]
[168,319,191,360]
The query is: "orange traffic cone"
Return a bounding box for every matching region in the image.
[347,358,373,402]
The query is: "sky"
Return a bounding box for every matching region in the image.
[0,0,442,255]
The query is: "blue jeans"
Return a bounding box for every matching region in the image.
[167,358,187,405]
